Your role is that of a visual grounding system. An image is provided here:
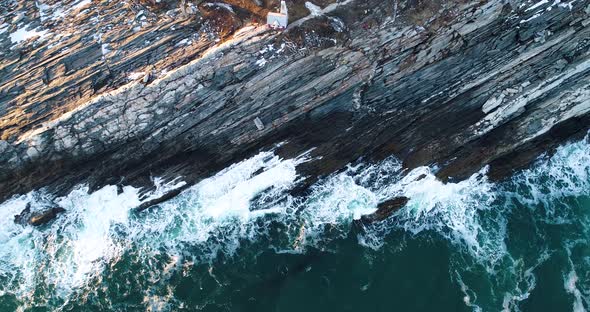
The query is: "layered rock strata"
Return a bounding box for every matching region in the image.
[1,0,589,202]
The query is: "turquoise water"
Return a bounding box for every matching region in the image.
[0,136,589,311]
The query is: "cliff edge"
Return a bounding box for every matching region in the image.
[1,0,589,201]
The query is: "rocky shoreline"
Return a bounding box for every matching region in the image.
[1,0,589,205]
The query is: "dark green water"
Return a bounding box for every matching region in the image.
[0,137,589,312]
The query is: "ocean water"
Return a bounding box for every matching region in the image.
[0,135,589,312]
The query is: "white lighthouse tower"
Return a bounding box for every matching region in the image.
[267,0,289,29]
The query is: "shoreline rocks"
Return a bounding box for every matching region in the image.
[1,0,590,203]
[14,203,66,226]
[360,197,410,224]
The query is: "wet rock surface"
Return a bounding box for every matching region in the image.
[360,197,410,224]
[29,206,66,225]
[0,0,589,202]
[135,184,190,211]
[14,202,66,226]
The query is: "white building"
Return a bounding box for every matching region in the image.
[267,1,288,29]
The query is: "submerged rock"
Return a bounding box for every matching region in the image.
[360,197,410,224]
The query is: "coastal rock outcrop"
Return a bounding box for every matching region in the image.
[14,203,66,226]
[360,197,410,224]
[1,0,589,202]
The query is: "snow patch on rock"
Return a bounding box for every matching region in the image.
[9,24,48,44]
[305,2,322,16]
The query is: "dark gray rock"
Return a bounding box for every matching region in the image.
[13,203,31,225]
[360,197,410,224]
[135,184,190,212]
[14,203,66,226]
[29,207,66,226]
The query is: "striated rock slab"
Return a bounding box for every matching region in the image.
[1,0,590,202]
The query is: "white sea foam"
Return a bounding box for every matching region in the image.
[0,136,589,310]
[455,272,483,312]
[564,270,586,312]
[352,162,507,266]
[52,186,139,293]
[300,173,378,242]
[510,138,590,208]
[132,151,306,255]
[9,24,48,44]
[0,150,304,306]
[0,185,140,308]
[0,150,513,306]
[563,237,590,312]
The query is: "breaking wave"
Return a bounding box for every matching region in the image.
[0,136,589,311]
